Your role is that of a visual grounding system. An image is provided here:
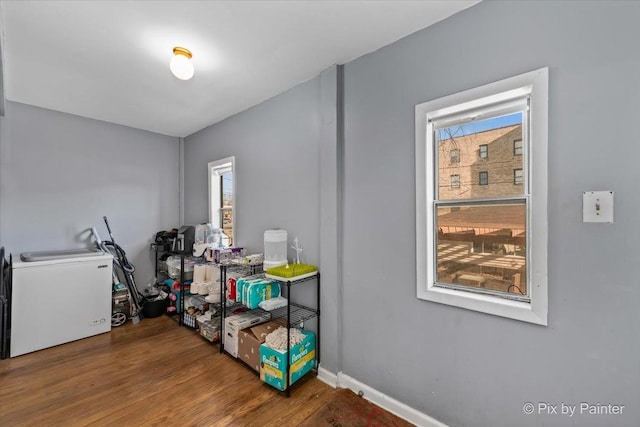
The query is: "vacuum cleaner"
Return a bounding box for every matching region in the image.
[93,217,144,325]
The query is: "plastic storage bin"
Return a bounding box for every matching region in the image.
[264,229,287,270]
[166,256,197,280]
[200,320,221,342]
[142,295,169,318]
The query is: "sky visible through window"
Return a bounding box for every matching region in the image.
[222,173,232,207]
[438,112,522,140]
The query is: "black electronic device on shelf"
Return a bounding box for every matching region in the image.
[176,226,195,254]
[154,228,178,251]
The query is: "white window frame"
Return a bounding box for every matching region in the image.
[415,68,548,325]
[208,156,235,245]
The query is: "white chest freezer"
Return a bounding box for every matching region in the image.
[11,249,113,357]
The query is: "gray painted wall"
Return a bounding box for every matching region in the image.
[342,2,639,427]
[0,101,179,287]
[183,76,321,260]
[183,74,338,368]
[319,66,342,376]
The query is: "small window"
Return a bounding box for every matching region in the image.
[451,175,460,189]
[514,169,523,185]
[479,144,488,159]
[450,149,460,164]
[514,139,523,156]
[221,172,233,243]
[208,157,235,246]
[479,171,488,186]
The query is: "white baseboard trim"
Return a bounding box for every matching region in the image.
[315,366,447,427]
[316,365,338,388]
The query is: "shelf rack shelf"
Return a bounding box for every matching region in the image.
[151,243,192,326]
[151,243,321,397]
[219,263,320,396]
[269,302,319,327]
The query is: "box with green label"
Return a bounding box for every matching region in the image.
[259,329,316,391]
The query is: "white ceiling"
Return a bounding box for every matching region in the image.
[1,1,478,137]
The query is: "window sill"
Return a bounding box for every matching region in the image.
[418,285,547,326]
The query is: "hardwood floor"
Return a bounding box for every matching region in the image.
[0,315,340,426]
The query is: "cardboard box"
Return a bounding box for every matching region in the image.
[223,311,271,357]
[238,320,286,372]
[260,330,316,391]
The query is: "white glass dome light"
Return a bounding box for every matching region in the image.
[170,47,194,80]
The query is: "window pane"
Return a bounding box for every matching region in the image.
[437,112,524,200]
[514,169,523,185]
[436,203,527,296]
[221,173,233,208]
[450,149,459,163]
[479,171,488,185]
[514,139,523,156]
[479,144,488,159]
[221,172,233,245]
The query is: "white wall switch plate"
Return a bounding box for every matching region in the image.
[583,191,614,223]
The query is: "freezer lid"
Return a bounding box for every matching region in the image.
[13,249,112,268]
[20,248,105,262]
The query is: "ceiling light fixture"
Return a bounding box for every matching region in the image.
[170,47,194,80]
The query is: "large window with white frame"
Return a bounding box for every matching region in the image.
[415,68,548,325]
[208,156,235,246]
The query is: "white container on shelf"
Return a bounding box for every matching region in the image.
[263,229,287,270]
